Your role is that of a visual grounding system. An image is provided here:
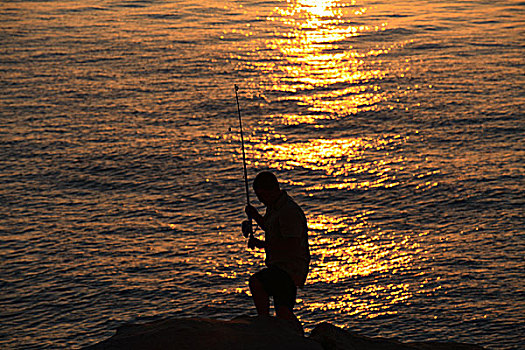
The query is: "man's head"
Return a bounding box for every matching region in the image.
[253,171,281,206]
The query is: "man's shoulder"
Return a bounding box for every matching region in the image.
[278,191,297,208]
[279,193,306,221]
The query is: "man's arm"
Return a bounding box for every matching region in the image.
[245,204,267,231]
[245,205,267,249]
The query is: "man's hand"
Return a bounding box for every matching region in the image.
[245,204,259,219]
[248,236,266,250]
[245,204,267,231]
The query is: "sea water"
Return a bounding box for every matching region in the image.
[0,0,523,348]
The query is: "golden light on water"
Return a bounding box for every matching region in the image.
[307,214,418,284]
[238,0,400,116]
[307,283,412,319]
[308,232,416,283]
[0,0,522,346]
[255,137,368,172]
[305,213,427,319]
[230,0,422,318]
[246,135,406,190]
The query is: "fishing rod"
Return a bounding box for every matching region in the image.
[234,85,255,246]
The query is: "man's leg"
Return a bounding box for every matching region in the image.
[249,274,270,316]
[276,306,304,336]
[275,305,295,320]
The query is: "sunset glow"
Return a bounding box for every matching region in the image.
[1,0,522,348]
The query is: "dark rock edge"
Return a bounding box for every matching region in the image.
[85,315,484,350]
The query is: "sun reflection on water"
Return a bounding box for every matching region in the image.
[307,214,418,284]
[245,134,407,190]
[237,0,402,116]
[229,0,422,321]
[307,283,412,319]
[305,213,425,319]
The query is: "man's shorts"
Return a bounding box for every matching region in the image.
[253,265,296,310]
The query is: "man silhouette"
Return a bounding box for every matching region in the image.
[244,171,310,334]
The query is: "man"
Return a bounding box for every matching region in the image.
[244,171,310,334]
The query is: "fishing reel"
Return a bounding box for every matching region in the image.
[242,220,257,249]
[241,219,253,238]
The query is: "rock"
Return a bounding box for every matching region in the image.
[407,344,485,350]
[309,322,485,350]
[310,322,417,350]
[84,316,323,350]
[85,316,485,350]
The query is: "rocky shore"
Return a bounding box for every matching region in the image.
[85,316,484,350]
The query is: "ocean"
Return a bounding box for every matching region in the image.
[0,0,523,348]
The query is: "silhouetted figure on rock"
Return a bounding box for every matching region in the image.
[245,171,310,335]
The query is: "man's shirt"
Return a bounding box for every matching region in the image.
[263,190,310,287]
